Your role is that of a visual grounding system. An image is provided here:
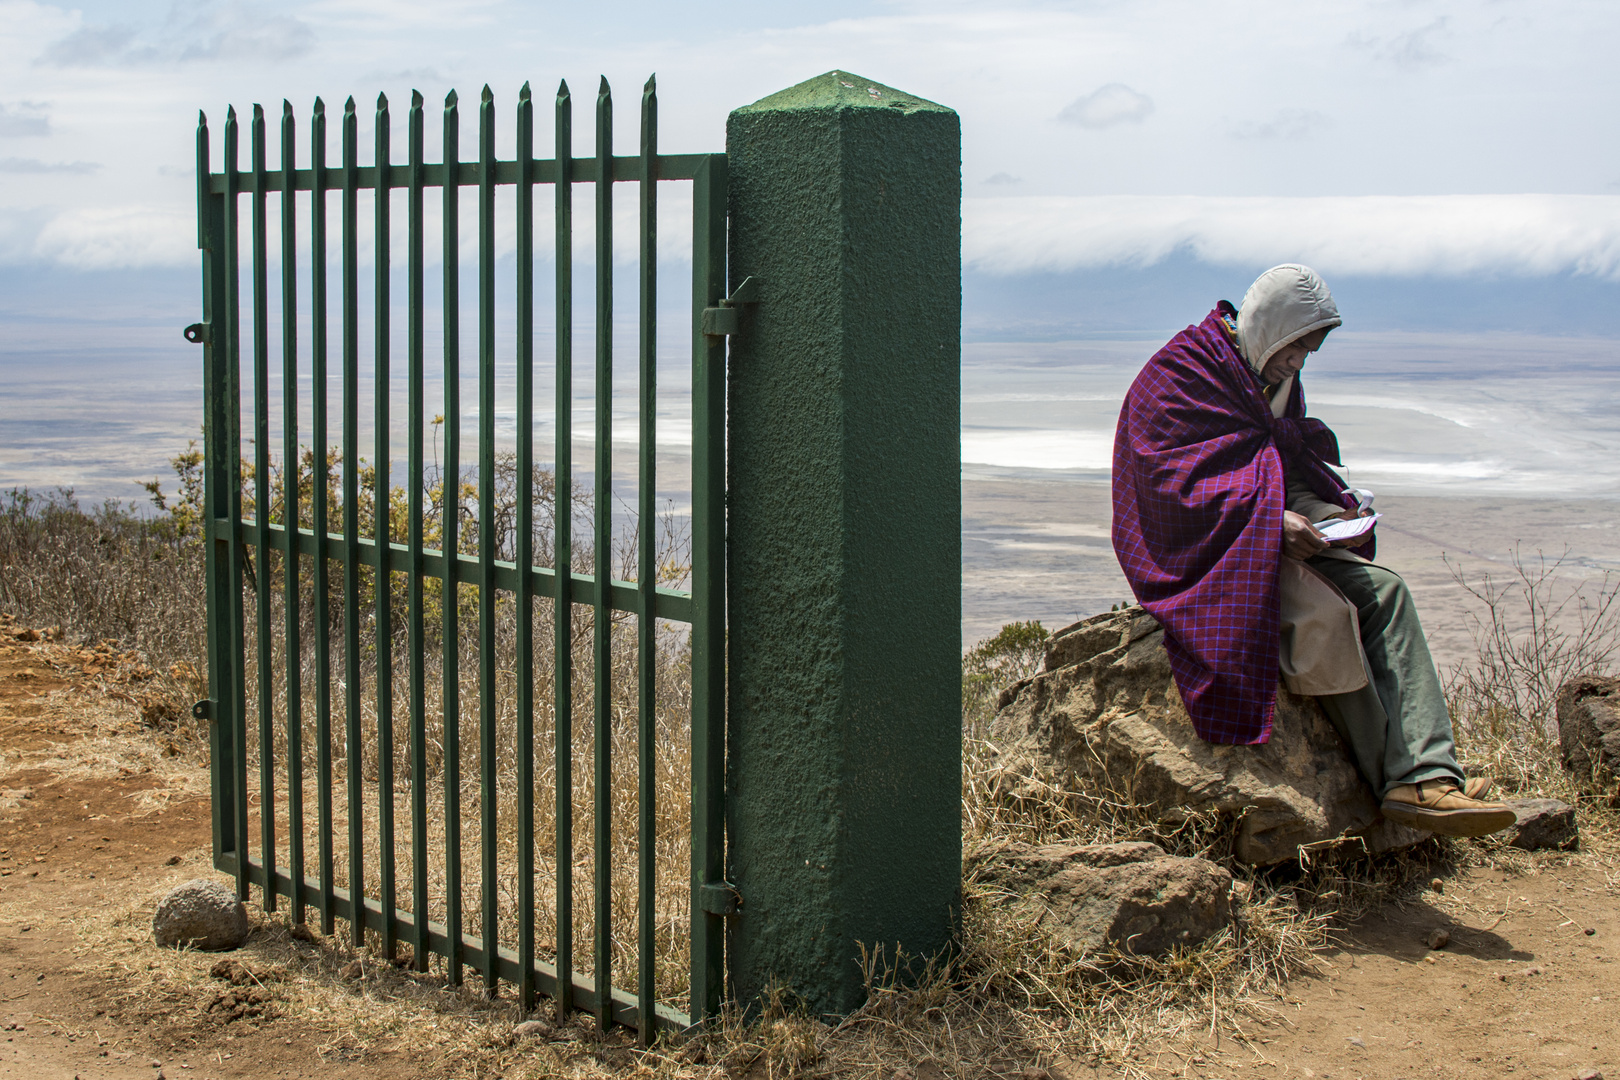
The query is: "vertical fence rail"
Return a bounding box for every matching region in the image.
[311,97,336,937]
[591,76,615,1035]
[514,81,538,1014]
[279,100,305,929]
[373,92,398,963]
[406,89,430,974]
[440,89,465,986]
[194,80,729,1033]
[551,78,576,1022]
[636,74,658,1048]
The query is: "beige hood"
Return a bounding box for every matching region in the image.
[1236,264,1342,375]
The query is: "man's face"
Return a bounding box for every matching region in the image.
[1259,327,1331,384]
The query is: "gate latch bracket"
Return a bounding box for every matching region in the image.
[700,277,760,340]
[183,322,208,345]
[698,880,741,916]
[192,699,214,722]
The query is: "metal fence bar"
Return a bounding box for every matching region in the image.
[551,78,576,1021]
[373,92,399,962]
[635,74,657,1046]
[440,89,465,987]
[279,100,306,928]
[514,80,538,1014]
[591,75,614,1034]
[224,106,249,909]
[406,89,430,973]
[340,95,365,948]
[207,154,718,193]
[310,97,336,937]
[251,104,277,913]
[688,150,728,1022]
[476,84,500,996]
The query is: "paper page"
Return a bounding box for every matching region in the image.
[1313,513,1380,542]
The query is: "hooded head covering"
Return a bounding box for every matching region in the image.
[1236,264,1341,375]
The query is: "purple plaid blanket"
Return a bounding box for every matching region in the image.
[1110,303,1366,744]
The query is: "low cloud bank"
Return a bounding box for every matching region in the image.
[964,194,1620,280]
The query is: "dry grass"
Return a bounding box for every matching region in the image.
[5,476,1620,1078]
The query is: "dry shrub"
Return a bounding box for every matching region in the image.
[1444,547,1620,803]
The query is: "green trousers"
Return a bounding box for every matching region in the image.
[1306,555,1465,799]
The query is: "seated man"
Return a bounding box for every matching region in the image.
[1110,263,1514,837]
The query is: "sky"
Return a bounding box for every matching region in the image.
[2,0,1620,338]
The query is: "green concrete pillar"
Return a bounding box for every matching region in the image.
[724,71,962,1017]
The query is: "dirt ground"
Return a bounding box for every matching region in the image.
[2,629,1617,1080]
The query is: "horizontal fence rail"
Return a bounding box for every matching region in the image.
[194,76,727,1036]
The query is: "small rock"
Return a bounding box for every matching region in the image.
[150,1060,162,1069]
[971,840,1232,955]
[1527,965,1544,976]
[513,1020,552,1039]
[1505,798,1579,850]
[165,855,183,866]
[1347,1036,1365,1049]
[152,879,249,951]
[1585,927,1597,936]
[1574,1069,1603,1080]
[1430,877,1444,893]
[1426,928,1451,950]
[1231,880,1254,904]
[1423,955,1438,965]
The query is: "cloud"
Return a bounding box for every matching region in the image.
[984,172,1022,185]
[0,158,100,174]
[178,13,316,62]
[1056,83,1154,129]
[0,103,51,138]
[1349,17,1452,72]
[35,5,316,67]
[1230,109,1331,142]
[962,194,1620,279]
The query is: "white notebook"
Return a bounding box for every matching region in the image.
[1313,513,1380,542]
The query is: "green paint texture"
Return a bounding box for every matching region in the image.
[724,71,962,1016]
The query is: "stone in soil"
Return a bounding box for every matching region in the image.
[988,608,1430,865]
[970,839,1232,955]
[1505,797,1579,850]
[152,878,250,951]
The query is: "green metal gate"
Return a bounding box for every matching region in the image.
[190,77,727,1034]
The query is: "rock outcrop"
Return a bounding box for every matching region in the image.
[988,608,1430,865]
[153,878,250,951]
[1556,677,1620,794]
[971,841,1232,956]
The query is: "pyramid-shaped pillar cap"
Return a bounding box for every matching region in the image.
[734,70,953,116]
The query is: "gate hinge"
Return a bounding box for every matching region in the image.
[700,276,761,339]
[192,699,214,722]
[184,322,208,345]
[698,881,741,915]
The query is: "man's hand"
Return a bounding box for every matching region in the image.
[1282,510,1327,560]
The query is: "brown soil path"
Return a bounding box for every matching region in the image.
[2,625,1617,1080]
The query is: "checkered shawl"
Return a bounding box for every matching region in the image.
[1111,303,1365,744]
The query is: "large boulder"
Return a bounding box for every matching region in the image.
[971,840,1232,956]
[1556,677,1620,794]
[153,878,251,951]
[987,608,1430,865]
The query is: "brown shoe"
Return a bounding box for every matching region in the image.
[1381,779,1517,838]
[1462,776,1494,801]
